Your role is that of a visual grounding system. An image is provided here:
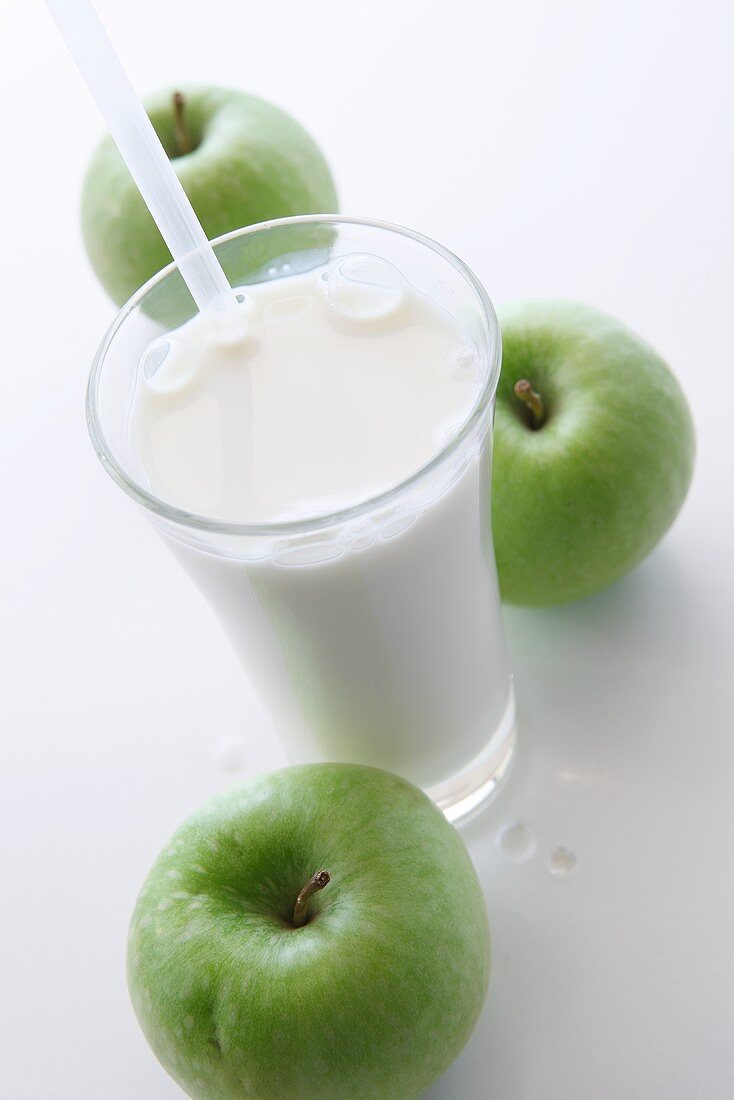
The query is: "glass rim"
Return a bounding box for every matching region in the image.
[86,213,502,539]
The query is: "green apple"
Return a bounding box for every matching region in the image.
[492,302,695,606]
[81,85,338,305]
[127,764,490,1100]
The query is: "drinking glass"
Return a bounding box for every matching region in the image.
[87,216,516,823]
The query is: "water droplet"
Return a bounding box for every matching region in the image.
[496,822,536,863]
[547,846,578,877]
[213,736,246,773]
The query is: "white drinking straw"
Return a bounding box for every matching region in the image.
[44,0,240,324]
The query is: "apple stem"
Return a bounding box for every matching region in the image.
[172,91,193,156]
[514,379,545,428]
[292,870,330,928]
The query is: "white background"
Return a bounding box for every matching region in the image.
[1,0,733,1096]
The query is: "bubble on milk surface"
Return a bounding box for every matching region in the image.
[345,526,377,551]
[266,261,293,278]
[273,540,344,566]
[142,338,169,379]
[141,336,196,395]
[263,294,315,326]
[379,511,417,540]
[450,341,483,383]
[230,289,264,325]
[431,412,465,451]
[319,253,405,325]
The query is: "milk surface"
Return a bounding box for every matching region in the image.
[130,255,512,790]
[133,255,481,524]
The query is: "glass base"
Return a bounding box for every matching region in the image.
[427,687,517,827]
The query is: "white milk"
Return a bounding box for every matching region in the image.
[130,255,512,791]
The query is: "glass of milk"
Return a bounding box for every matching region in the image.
[87,216,516,823]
